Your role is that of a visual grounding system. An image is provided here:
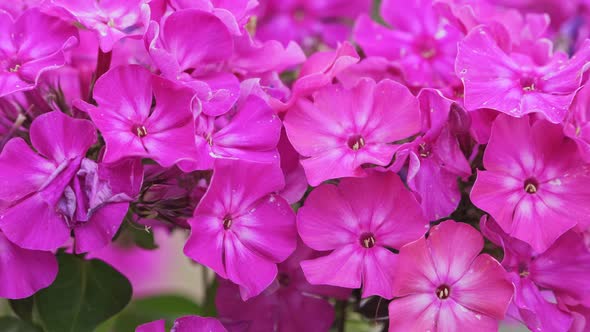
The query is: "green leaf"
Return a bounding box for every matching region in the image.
[110,295,201,331]
[34,254,132,332]
[0,317,42,332]
[9,297,34,322]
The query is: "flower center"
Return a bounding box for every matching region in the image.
[524,178,539,194]
[418,142,432,158]
[436,285,451,300]
[360,232,376,248]
[222,216,233,230]
[277,273,290,287]
[132,124,148,138]
[347,135,365,151]
[520,76,537,92]
[414,37,437,59]
[518,263,530,278]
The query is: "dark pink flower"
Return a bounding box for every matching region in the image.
[271,41,359,111]
[565,82,590,162]
[277,130,307,204]
[136,316,227,332]
[169,0,257,36]
[47,0,150,52]
[390,220,513,332]
[284,78,421,186]
[178,91,282,171]
[0,231,58,299]
[297,171,428,299]
[216,241,350,332]
[184,159,297,300]
[255,0,371,49]
[390,89,471,220]
[0,8,78,97]
[0,111,96,250]
[456,25,590,123]
[354,0,463,88]
[471,114,590,252]
[0,111,142,252]
[76,65,198,167]
[145,9,239,116]
[481,216,590,331]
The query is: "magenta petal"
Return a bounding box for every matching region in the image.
[29,111,96,163]
[0,194,70,251]
[73,202,128,253]
[136,320,165,332]
[184,215,226,278]
[512,276,573,332]
[456,27,521,112]
[141,76,198,167]
[437,300,499,332]
[231,195,296,263]
[370,79,421,142]
[452,254,513,319]
[300,244,363,290]
[0,138,55,202]
[336,172,428,248]
[361,246,397,299]
[297,184,358,251]
[157,9,233,71]
[393,236,439,296]
[224,231,278,300]
[0,232,57,299]
[428,221,484,285]
[212,94,281,163]
[530,231,590,302]
[387,294,438,332]
[172,316,228,332]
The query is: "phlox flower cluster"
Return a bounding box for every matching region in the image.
[1,0,590,331]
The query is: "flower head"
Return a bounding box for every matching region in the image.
[184,159,297,300]
[284,78,421,186]
[0,8,78,97]
[471,114,590,252]
[297,171,428,298]
[390,220,513,332]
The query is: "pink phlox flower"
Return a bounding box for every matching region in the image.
[391,90,471,221]
[389,220,513,332]
[75,64,199,168]
[46,0,150,52]
[0,8,78,97]
[297,171,429,299]
[481,216,590,331]
[284,78,421,186]
[471,114,590,252]
[184,159,297,300]
[216,240,350,332]
[145,8,239,116]
[354,0,464,88]
[456,25,590,123]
